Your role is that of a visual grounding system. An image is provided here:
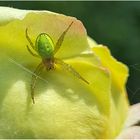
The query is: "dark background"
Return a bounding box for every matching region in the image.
[0,1,140,104]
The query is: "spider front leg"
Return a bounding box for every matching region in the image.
[54,21,74,54]
[54,58,89,84]
[30,62,44,104]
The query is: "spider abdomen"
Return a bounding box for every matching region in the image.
[35,33,54,59]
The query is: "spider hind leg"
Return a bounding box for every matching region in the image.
[25,28,36,50]
[26,45,40,58]
[54,21,74,54]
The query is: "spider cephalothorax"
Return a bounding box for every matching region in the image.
[26,21,89,104]
[42,58,55,70]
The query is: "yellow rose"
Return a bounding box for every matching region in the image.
[0,7,129,139]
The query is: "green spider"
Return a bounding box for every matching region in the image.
[25,21,89,104]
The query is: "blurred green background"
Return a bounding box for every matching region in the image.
[0,1,140,104]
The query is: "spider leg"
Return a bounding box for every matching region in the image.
[31,62,44,104]
[26,45,40,58]
[55,58,89,84]
[54,21,74,55]
[25,28,36,50]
